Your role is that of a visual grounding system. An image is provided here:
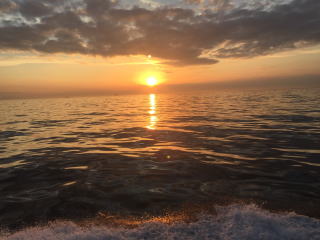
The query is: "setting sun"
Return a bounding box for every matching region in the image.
[137,71,165,87]
[146,76,158,87]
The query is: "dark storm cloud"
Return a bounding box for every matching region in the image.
[0,0,319,65]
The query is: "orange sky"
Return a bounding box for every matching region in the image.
[1,46,319,94]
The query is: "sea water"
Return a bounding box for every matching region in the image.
[1,88,320,239]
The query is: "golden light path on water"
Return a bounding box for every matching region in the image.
[147,94,157,130]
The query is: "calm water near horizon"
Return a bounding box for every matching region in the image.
[1,87,320,238]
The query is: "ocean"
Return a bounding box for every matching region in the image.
[1,87,320,239]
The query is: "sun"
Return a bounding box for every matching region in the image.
[146,76,158,87]
[138,71,164,87]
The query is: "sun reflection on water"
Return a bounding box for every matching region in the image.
[147,94,157,130]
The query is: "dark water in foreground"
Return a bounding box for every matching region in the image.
[1,88,320,238]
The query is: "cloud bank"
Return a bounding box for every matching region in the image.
[0,0,319,65]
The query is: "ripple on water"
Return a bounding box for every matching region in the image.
[0,89,320,229]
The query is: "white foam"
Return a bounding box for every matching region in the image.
[2,204,320,240]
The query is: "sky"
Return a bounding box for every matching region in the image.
[0,0,320,96]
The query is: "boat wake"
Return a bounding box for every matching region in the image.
[2,204,320,240]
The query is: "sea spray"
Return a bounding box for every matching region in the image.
[2,204,320,240]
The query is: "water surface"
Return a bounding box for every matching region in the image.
[0,88,320,229]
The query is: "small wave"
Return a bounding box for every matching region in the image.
[2,204,320,240]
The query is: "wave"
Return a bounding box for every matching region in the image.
[2,204,320,240]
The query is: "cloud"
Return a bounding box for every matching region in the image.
[0,0,319,66]
[0,0,17,13]
[18,0,52,18]
[85,0,115,16]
